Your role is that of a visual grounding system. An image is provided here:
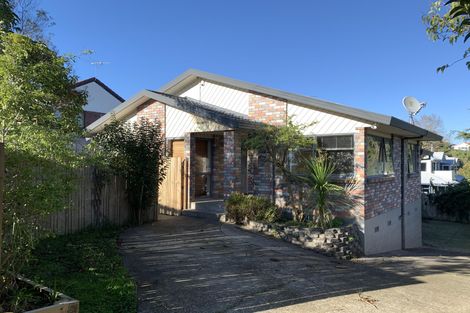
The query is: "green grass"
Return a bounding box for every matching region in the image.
[23,227,137,313]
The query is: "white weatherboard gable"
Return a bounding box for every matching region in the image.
[76,81,122,113]
[176,79,370,135]
[166,106,230,138]
[179,80,250,115]
[288,103,371,135]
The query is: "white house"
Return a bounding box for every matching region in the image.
[453,142,470,151]
[421,151,465,193]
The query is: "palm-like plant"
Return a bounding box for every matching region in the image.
[301,156,357,229]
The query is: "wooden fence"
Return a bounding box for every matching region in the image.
[41,167,130,235]
[159,157,188,215]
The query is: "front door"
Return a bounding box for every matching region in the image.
[195,139,211,197]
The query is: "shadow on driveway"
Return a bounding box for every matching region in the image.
[120,215,470,313]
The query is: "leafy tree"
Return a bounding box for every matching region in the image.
[0,31,86,300]
[0,0,18,31]
[243,118,314,221]
[89,118,168,225]
[424,0,470,72]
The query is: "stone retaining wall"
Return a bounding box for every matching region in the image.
[219,215,364,259]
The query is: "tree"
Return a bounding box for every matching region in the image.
[243,118,314,221]
[0,0,18,32]
[0,31,86,299]
[12,0,54,46]
[415,114,450,151]
[89,118,168,225]
[424,0,470,72]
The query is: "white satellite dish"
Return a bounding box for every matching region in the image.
[402,96,426,124]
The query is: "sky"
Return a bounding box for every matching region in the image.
[41,0,470,142]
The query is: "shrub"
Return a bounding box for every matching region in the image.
[225,193,280,224]
[433,182,470,222]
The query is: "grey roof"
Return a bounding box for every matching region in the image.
[86,90,259,133]
[88,69,442,141]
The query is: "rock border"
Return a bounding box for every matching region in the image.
[219,214,363,259]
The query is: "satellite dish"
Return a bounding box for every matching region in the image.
[402,96,426,124]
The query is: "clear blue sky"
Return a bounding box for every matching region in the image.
[42,0,469,142]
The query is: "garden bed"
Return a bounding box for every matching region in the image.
[21,227,137,313]
[219,214,364,259]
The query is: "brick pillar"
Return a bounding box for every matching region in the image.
[223,131,242,198]
[353,128,366,223]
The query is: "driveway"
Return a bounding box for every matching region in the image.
[120,215,470,313]
[423,219,470,253]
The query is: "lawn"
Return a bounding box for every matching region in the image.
[23,227,137,313]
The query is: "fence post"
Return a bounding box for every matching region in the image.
[0,143,4,269]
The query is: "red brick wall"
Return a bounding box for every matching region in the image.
[364,135,402,220]
[248,93,287,126]
[135,100,166,134]
[352,128,366,220]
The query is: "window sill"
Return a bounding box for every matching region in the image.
[366,175,396,183]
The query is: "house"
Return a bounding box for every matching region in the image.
[421,151,465,194]
[87,69,441,255]
[452,142,470,151]
[75,77,125,128]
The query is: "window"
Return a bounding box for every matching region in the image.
[407,143,419,174]
[317,135,354,176]
[420,162,427,172]
[289,146,315,174]
[366,135,394,176]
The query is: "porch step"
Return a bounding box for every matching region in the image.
[181,209,222,221]
[190,199,225,214]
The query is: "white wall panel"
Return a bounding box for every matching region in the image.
[166,106,229,138]
[179,80,249,115]
[76,81,122,113]
[288,103,370,135]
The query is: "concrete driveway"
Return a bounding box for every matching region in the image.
[120,215,470,313]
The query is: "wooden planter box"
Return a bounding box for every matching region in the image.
[17,276,79,313]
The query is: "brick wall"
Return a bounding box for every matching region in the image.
[248,151,274,199]
[364,135,402,220]
[136,100,166,134]
[248,93,287,126]
[404,143,421,205]
[223,131,243,198]
[352,128,366,221]
[212,133,225,198]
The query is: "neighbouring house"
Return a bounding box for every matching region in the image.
[452,142,470,151]
[87,69,441,255]
[421,151,465,194]
[75,77,125,128]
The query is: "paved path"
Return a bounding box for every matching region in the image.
[120,215,470,313]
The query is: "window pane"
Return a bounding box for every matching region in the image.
[421,162,427,172]
[384,139,394,175]
[407,144,417,173]
[318,136,336,149]
[366,135,394,176]
[326,150,354,175]
[337,136,354,149]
